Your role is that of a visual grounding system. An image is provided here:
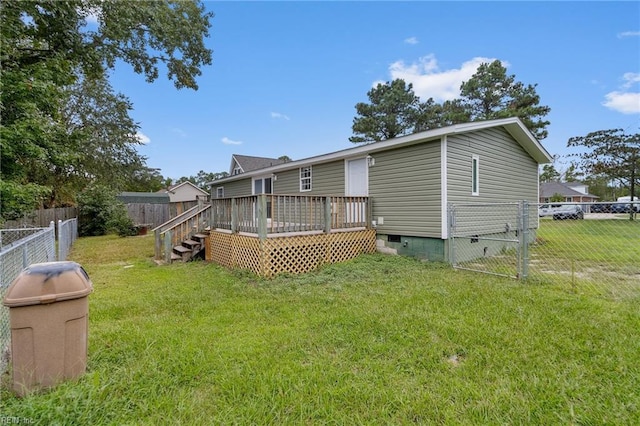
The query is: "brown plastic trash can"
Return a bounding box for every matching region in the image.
[2,261,93,396]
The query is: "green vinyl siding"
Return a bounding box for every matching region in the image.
[215,178,252,198]
[369,141,442,238]
[447,127,539,204]
[274,160,345,195]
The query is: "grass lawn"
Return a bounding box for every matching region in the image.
[2,234,639,424]
[531,218,640,299]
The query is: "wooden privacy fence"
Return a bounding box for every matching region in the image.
[211,194,370,238]
[1,207,77,229]
[124,201,199,229]
[124,203,170,229]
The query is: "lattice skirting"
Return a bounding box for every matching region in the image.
[208,229,376,277]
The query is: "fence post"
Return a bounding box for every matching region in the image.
[447,204,456,265]
[48,220,56,261]
[58,219,63,261]
[519,201,530,279]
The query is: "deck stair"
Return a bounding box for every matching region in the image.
[153,202,212,264]
[170,233,208,263]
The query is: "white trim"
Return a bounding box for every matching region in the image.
[472,154,480,196]
[441,136,448,239]
[168,180,209,196]
[252,175,273,195]
[230,155,244,176]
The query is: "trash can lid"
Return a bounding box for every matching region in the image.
[3,261,93,307]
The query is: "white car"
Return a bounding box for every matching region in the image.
[538,204,563,217]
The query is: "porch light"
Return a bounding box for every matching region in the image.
[367,155,375,167]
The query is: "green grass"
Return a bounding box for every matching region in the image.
[2,234,639,424]
[531,219,640,298]
[536,218,640,265]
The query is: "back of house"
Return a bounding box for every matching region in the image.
[209,117,552,262]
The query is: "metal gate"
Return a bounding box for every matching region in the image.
[448,202,531,279]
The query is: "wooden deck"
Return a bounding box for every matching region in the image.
[208,227,376,277]
[207,195,375,276]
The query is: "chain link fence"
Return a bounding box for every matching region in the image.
[0,225,57,373]
[58,218,78,261]
[449,202,640,300]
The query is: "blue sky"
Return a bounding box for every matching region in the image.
[107,1,640,181]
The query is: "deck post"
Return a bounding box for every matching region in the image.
[258,194,267,240]
[324,197,332,233]
[210,200,216,229]
[231,199,238,233]
[366,197,372,229]
[164,230,172,263]
[154,229,162,260]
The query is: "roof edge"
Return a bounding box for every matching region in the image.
[209,118,552,185]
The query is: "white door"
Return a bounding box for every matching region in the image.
[253,176,273,219]
[346,158,368,196]
[345,158,368,225]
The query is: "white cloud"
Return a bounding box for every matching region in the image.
[271,112,290,120]
[136,132,150,144]
[387,55,504,102]
[602,72,640,114]
[617,31,640,38]
[221,137,243,145]
[621,72,640,89]
[404,36,419,45]
[603,91,640,114]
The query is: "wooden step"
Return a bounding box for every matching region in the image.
[173,245,192,262]
[182,239,201,251]
[170,252,182,263]
[192,233,208,242]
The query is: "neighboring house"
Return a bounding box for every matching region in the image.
[210,117,552,262]
[229,154,287,176]
[539,181,599,203]
[160,181,209,203]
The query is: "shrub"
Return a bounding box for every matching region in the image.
[106,204,137,237]
[77,185,134,237]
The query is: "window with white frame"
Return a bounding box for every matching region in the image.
[300,166,312,192]
[471,155,479,196]
[216,187,224,198]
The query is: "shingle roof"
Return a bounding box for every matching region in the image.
[540,182,599,199]
[210,117,553,185]
[117,192,170,204]
[231,155,287,174]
